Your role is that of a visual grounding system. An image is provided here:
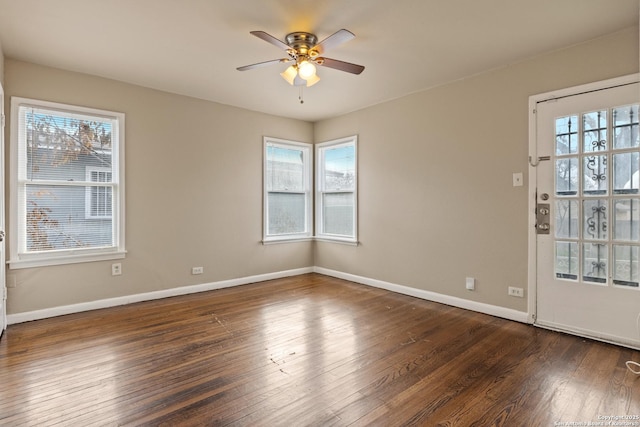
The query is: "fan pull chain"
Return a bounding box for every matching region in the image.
[299,86,304,104]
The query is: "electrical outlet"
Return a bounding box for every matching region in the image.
[192,267,204,275]
[112,263,122,276]
[508,286,524,298]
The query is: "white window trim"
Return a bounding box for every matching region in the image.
[263,137,313,243]
[85,166,113,220]
[315,135,358,243]
[9,97,126,269]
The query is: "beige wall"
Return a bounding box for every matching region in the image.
[3,26,639,317]
[314,26,640,312]
[0,38,4,84]
[4,60,314,314]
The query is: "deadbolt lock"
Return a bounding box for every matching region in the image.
[536,203,550,234]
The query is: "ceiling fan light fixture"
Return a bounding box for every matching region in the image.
[240,29,363,95]
[280,65,298,85]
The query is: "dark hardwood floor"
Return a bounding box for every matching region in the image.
[1,273,639,426]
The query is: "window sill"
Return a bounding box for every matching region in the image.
[314,237,359,246]
[262,237,314,245]
[8,250,127,269]
[261,237,359,246]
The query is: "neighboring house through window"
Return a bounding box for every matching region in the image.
[86,167,113,219]
[10,97,126,268]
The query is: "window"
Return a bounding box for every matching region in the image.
[263,137,312,242]
[10,97,125,268]
[86,167,113,219]
[316,136,357,242]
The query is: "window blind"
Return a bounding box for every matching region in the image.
[17,103,119,255]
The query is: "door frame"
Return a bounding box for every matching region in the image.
[527,73,640,333]
[0,80,5,336]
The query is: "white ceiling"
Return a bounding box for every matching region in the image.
[0,0,638,122]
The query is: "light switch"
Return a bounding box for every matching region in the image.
[513,172,523,187]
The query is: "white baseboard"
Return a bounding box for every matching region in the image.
[8,266,530,325]
[313,267,530,324]
[7,267,314,325]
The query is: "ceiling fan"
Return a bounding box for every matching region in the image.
[237,29,365,89]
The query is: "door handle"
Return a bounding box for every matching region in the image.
[0,231,5,242]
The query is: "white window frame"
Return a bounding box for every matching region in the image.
[85,166,113,219]
[315,135,358,244]
[263,137,313,243]
[9,97,126,269]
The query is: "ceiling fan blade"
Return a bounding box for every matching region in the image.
[237,58,291,71]
[311,29,355,55]
[250,31,290,51]
[316,57,365,75]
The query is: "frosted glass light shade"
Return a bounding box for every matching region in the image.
[305,74,320,87]
[280,66,298,85]
[280,63,320,87]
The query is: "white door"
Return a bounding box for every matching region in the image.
[0,82,5,337]
[534,76,640,349]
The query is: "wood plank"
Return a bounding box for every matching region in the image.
[1,273,639,426]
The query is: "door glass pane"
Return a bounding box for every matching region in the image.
[613,199,639,241]
[555,200,578,239]
[582,243,607,284]
[552,104,640,287]
[555,241,578,280]
[583,155,607,195]
[613,245,639,287]
[583,199,607,240]
[555,115,578,155]
[613,104,639,149]
[583,110,607,152]
[613,152,639,194]
[556,157,578,195]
